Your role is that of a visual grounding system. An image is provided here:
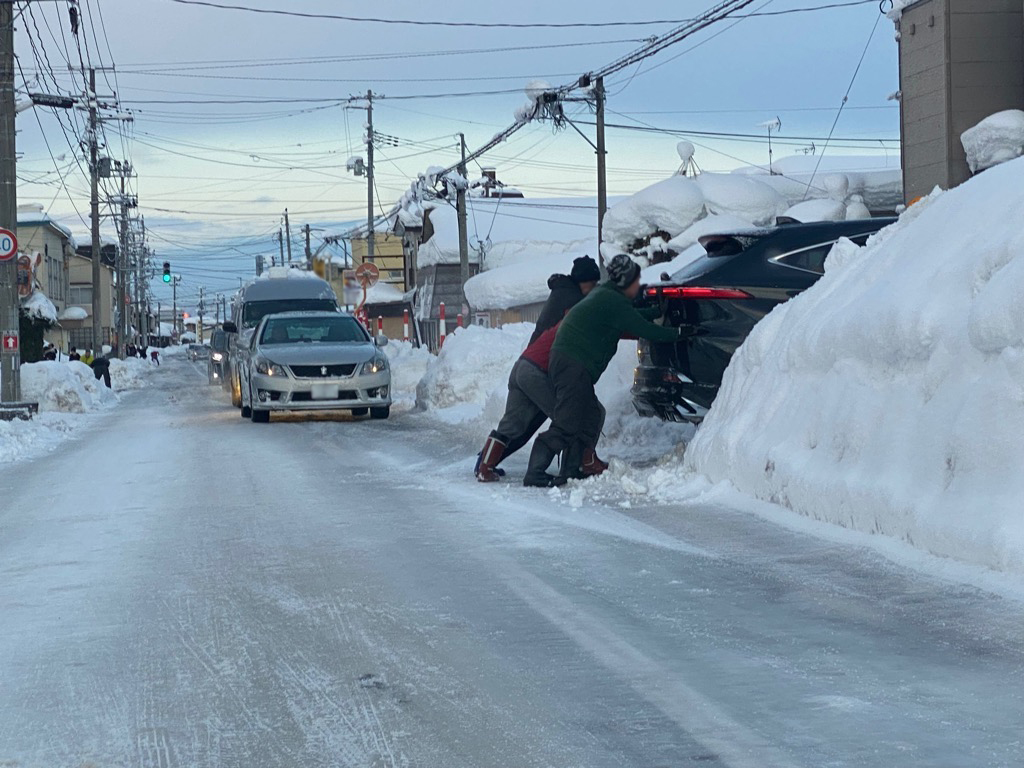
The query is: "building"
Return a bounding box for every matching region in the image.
[65,248,116,351]
[350,232,407,291]
[16,204,76,347]
[896,0,1024,202]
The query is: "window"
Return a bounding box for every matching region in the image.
[241,299,337,328]
[260,315,367,345]
[774,242,836,276]
[69,285,93,305]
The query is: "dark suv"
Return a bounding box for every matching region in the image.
[632,217,896,423]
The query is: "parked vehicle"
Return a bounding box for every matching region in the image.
[238,311,392,423]
[186,343,208,362]
[632,218,897,423]
[208,329,228,384]
[221,270,339,407]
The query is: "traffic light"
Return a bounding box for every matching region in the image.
[162,261,171,283]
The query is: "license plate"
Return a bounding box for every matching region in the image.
[310,383,338,400]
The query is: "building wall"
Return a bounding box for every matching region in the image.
[65,253,115,348]
[351,234,407,291]
[899,0,1024,201]
[17,223,69,310]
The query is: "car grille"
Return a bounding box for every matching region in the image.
[291,390,358,402]
[289,364,357,378]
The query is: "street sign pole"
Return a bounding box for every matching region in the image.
[0,2,19,402]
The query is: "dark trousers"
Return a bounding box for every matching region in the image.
[535,351,601,458]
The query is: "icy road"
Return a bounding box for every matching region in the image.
[1,357,1022,768]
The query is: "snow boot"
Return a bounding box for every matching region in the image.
[523,436,565,488]
[555,440,587,485]
[581,446,608,477]
[476,433,508,483]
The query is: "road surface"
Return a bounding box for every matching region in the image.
[1,356,1022,767]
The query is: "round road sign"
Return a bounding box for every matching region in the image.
[0,228,17,262]
[355,262,380,289]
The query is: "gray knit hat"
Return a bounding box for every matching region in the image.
[606,254,641,289]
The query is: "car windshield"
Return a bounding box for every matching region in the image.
[260,316,367,345]
[242,299,337,328]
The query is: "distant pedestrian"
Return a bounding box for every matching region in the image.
[126,343,136,358]
[90,352,111,388]
[42,343,57,361]
[81,349,94,366]
[150,349,160,366]
[139,345,148,360]
[68,346,80,362]
[524,254,685,487]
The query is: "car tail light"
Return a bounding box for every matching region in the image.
[645,286,753,300]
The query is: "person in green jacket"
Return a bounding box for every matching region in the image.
[524,253,684,487]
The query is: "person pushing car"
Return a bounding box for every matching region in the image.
[523,253,687,488]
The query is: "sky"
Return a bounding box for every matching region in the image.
[13,0,901,311]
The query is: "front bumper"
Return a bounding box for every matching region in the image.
[631,365,714,424]
[250,369,392,411]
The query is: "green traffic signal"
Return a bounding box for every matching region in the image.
[162,273,171,283]
[162,261,171,283]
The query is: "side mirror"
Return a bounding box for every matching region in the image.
[223,321,238,334]
[375,334,389,348]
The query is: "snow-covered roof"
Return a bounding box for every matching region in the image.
[961,110,1024,174]
[464,252,583,311]
[363,280,405,305]
[417,196,610,271]
[17,203,74,242]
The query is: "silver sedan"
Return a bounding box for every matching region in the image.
[239,311,392,423]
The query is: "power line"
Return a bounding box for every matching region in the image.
[166,0,879,27]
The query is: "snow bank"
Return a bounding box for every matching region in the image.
[602,176,706,246]
[684,156,1024,575]
[961,110,1024,174]
[416,324,533,425]
[383,340,432,410]
[0,412,81,465]
[109,356,152,390]
[21,361,115,413]
[464,252,580,310]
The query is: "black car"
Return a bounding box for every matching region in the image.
[632,217,897,423]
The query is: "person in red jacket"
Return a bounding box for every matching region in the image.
[475,322,606,482]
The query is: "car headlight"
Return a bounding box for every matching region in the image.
[255,358,287,377]
[359,355,389,375]
[212,352,224,361]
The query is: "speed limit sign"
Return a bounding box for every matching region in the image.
[0,228,17,262]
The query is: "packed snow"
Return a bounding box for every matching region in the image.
[22,361,116,413]
[961,110,1024,174]
[58,305,88,321]
[677,156,1024,576]
[695,173,788,226]
[383,339,432,410]
[602,176,707,247]
[781,198,848,223]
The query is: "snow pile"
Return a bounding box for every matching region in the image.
[21,361,115,413]
[58,306,88,321]
[22,290,58,325]
[0,412,80,464]
[961,110,1024,174]
[109,356,152,390]
[464,252,581,310]
[683,156,1024,575]
[695,173,788,226]
[383,340,432,409]
[602,176,707,248]
[781,198,848,223]
[416,323,533,425]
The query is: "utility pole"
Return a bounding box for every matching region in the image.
[283,208,293,265]
[595,76,608,281]
[277,228,283,267]
[303,223,311,269]
[365,90,375,264]
[0,1,19,401]
[88,68,103,356]
[456,132,470,305]
[116,166,132,359]
[138,217,148,346]
[171,275,179,341]
[198,286,205,344]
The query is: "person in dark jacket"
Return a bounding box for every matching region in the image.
[524,254,686,488]
[475,322,607,482]
[473,255,601,479]
[90,353,111,388]
[528,255,600,344]
[68,346,80,362]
